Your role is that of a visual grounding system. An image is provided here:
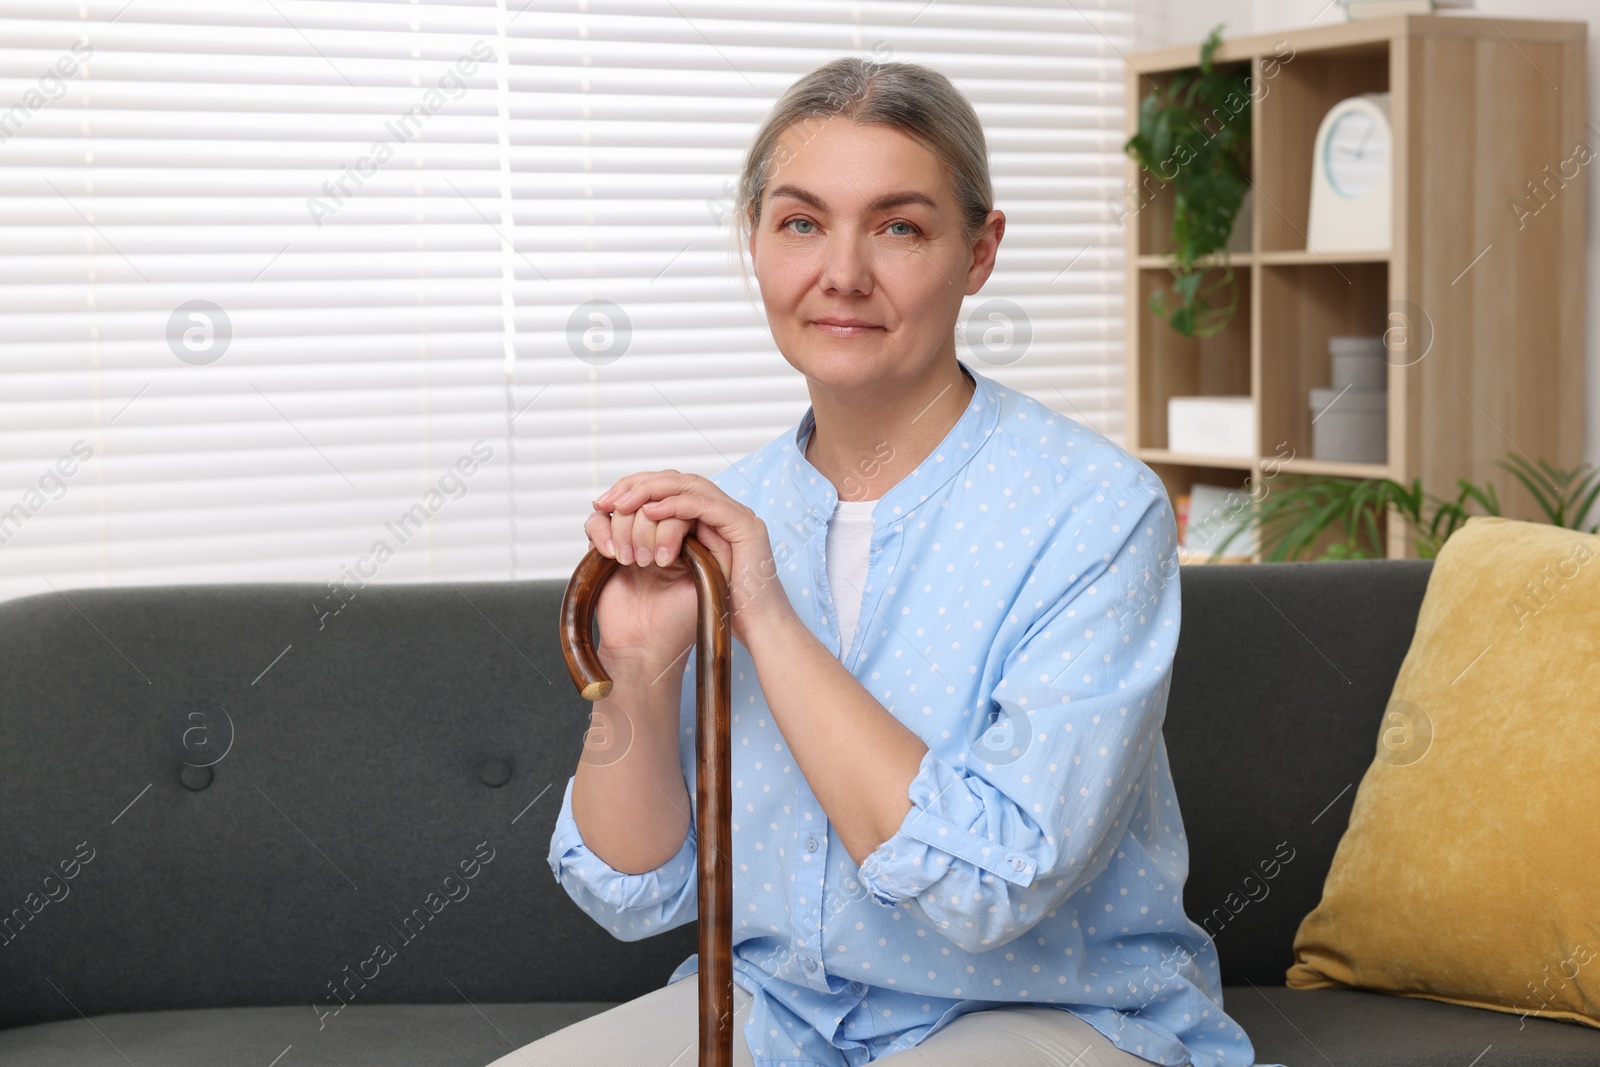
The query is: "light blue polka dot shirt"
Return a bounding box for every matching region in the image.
[548,361,1280,1067]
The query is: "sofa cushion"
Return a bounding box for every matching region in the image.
[0,1001,611,1067]
[1235,987,1600,1066]
[1,989,1595,1067]
[1286,517,1600,1029]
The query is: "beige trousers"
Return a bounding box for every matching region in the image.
[485,974,1160,1066]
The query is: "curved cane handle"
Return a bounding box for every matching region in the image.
[559,537,735,1067]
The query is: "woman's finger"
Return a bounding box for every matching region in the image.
[593,473,643,510]
[685,516,735,583]
[583,511,616,557]
[605,472,710,515]
[638,491,748,531]
[650,516,695,567]
[608,507,639,564]
[627,505,664,567]
[596,469,683,512]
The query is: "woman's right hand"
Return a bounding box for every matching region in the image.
[583,480,701,677]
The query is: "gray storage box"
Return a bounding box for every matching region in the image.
[1310,386,1388,464]
[1330,336,1387,392]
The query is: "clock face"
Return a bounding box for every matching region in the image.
[1323,109,1387,200]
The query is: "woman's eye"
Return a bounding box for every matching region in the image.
[886,221,918,237]
[785,218,816,235]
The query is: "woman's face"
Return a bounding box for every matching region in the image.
[747,117,1003,394]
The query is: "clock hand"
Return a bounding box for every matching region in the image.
[1354,122,1373,160]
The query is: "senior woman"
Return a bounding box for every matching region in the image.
[490,57,1275,1067]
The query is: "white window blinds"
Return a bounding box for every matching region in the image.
[0,0,1133,605]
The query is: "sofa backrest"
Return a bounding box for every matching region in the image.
[0,559,1432,1028]
[1163,558,1433,986]
[0,579,698,1030]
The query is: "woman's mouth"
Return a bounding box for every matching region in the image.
[811,318,882,337]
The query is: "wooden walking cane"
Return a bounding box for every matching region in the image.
[559,536,735,1067]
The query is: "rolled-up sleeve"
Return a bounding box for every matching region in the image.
[854,484,1180,953]
[546,774,699,941]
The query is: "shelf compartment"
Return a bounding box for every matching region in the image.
[1254,45,1390,253]
[1124,62,1254,260]
[1143,459,1266,562]
[1134,265,1254,454]
[1128,191,1255,260]
[1258,260,1390,468]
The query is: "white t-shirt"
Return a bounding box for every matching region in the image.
[824,498,877,659]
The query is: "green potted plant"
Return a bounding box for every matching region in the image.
[1123,25,1252,339]
[1211,454,1600,562]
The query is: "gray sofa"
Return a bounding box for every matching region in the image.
[1,560,1595,1066]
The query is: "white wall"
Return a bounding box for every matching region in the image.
[1139,0,1600,465]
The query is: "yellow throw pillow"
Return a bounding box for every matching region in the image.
[1285,515,1600,1029]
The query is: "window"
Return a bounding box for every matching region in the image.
[0,0,1134,603]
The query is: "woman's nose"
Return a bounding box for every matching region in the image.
[817,231,873,296]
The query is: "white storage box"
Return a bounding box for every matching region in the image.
[1167,395,1255,458]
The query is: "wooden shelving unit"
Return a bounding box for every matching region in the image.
[1123,15,1588,560]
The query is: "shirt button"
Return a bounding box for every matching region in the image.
[1009,856,1026,872]
[805,833,818,853]
[803,958,818,973]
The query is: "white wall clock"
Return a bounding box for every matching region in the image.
[1307,92,1392,253]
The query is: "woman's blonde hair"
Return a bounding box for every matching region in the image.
[731,56,994,277]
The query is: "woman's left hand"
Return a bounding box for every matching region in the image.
[593,470,798,647]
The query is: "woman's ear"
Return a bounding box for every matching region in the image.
[964,209,1006,295]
